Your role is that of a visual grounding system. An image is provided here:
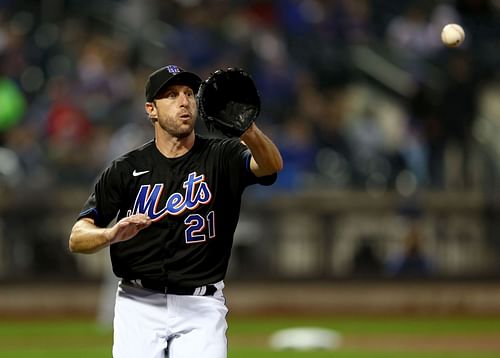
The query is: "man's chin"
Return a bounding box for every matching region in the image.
[174,127,194,138]
[162,120,195,138]
[176,131,192,139]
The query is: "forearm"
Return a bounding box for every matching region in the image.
[241,123,283,177]
[69,218,112,254]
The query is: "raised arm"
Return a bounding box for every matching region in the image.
[240,123,283,177]
[69,214,152,254]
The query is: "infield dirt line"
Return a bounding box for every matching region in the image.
[228,333,500,352]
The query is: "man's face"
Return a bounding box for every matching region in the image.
[149,84,197,138]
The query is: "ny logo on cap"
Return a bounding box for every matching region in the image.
[166,65,182,74]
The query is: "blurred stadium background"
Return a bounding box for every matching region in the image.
[1,0,500,355]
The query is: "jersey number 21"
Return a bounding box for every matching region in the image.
[184,211,215,244]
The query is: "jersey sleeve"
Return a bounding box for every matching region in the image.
[221,139,277,193]
[77,160,127,227]
[242,150,277,186]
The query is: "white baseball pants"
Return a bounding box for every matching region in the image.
[112,280,228,358]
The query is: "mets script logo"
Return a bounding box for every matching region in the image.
[127,172,212,221]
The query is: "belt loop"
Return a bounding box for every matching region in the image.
[193,286,204,296]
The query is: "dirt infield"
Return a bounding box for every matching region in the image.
[2,280,500,319]
[345,334,500,352]
[229,333,500,352]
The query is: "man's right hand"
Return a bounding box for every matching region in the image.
[108,214,152,244]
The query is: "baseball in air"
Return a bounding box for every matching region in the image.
[441,23,465,47]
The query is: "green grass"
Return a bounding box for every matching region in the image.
[228,351,500,358]
[0,316,499,358]
[228,316,500,334]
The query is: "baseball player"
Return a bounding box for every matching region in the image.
[69,64,283,358]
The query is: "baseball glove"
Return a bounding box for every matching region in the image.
[197,68,260,137]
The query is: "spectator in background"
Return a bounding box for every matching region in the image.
[405,82,435,187]
[385,3,439,58]
[351,236,384,278]
[310,85,353,188]
[345,107,387,187]
[2,124,48,188]
[44,76,94,183]
[0,75,25,133]
[437,51,479,189]
[0,74,26,186]
[274,115,318,190]
[387,221,432,278]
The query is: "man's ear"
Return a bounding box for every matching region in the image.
[145,102,158,122]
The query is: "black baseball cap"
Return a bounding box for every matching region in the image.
[145,65,202,102]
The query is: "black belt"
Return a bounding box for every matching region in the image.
[122,279,217,296]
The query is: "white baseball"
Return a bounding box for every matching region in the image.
[441,23,465,47]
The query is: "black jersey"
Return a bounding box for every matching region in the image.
[77,135,276,287]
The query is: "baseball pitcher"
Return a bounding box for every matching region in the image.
[69,65,283,358]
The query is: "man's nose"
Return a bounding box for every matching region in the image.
[179,93,190,105]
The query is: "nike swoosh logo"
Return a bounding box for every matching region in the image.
[132,170,150,177]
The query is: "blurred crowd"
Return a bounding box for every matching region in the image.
[0,0,499,194]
